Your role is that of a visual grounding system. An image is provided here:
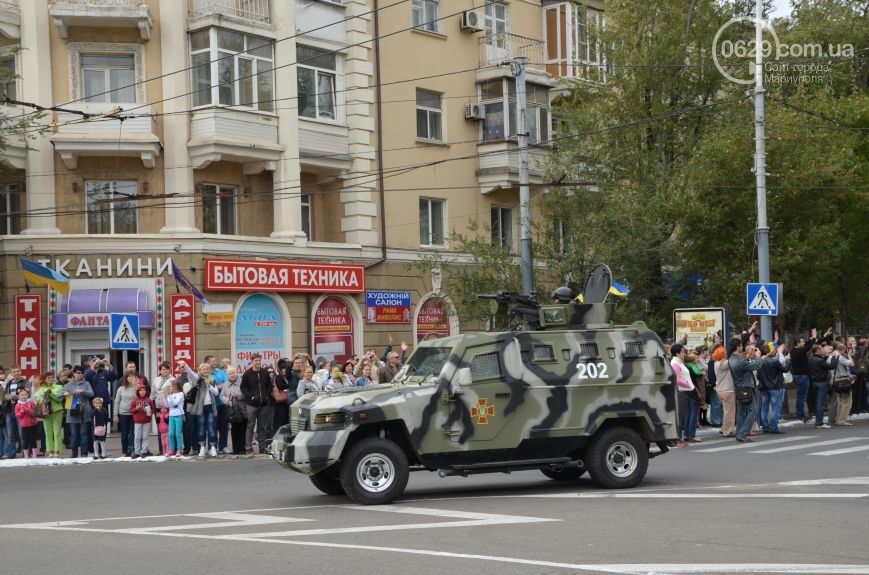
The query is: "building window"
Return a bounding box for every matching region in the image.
[85,180,137,234]
[419,198,444,246]
[201,184,236,235]
[480,79,549,144]
[484,2,508,48]
[82,54,135,103]
[190,28,274,111]
[415,88,442,140]
[297,45,337,121]
[301,193,312,239]
[575,6,605,82]
[0,184,21,235]
[491,206,513,249]
[412,0,439,32]
[1,57,16,100]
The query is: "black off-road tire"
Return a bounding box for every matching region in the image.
[585,426,649,489]
[541,467,587,481]
[339,437,409,505]
[309,467,346,496]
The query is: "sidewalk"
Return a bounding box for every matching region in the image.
[0,430,270,468]
[694,411,869,438]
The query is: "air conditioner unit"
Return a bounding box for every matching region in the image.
[464,103,485,121]
[460,10,484,32]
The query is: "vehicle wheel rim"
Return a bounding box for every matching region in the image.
[356,452,395,493]
[605,441,637,478]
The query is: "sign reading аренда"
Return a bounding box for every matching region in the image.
[366,290,412,324]
[205,259,365,293]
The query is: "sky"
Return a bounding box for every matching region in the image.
[770,0,793,19]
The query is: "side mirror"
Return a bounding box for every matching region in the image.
[451,367,472,396]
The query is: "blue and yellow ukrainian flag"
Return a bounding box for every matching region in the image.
[609,281,631,298]
[20,258,70,295]
[575,280,631,303]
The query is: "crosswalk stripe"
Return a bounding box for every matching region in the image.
[692,435,811,453]
[810,444,869,457]
[751,437,862,454]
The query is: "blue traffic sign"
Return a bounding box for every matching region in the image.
[109,313,140,350]
[746,283,780,316]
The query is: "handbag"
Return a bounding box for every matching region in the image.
[735,387,754,405]
[832,378,852,393]
[272,384,289,404]
[69,394,84,417]
[36,394,52,419]
[228,399,247,423]
[185,383,199,405]
[93,425,106,437]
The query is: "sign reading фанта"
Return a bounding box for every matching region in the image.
[205,259,365,293]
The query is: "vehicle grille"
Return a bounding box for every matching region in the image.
[291,417,307,435]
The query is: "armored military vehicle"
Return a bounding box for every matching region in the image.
[271,266,679,505]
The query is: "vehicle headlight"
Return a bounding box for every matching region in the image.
[312,412,348,428]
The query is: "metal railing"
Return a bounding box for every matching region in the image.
[479,32,545,70]
[189,0,270,24]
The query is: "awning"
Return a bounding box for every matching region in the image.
[52,288,155,332]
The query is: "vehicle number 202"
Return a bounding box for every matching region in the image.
[575,362,608,379]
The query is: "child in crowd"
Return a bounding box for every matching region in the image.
[164,380,185,456]
[157,404,169,456]
[129,384,156,458]
[91,397,109,459]
[14,387,39,459]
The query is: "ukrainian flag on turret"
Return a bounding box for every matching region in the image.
[609,280,630,297]
[576,280,630,303]
[20,258,70,295]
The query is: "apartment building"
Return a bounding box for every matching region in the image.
[0,0,603,377]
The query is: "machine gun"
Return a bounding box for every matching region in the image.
[476,291,542,331]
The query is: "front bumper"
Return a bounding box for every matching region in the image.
[270,425,344,476]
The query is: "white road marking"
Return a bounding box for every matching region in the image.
[116,512,313,533]
[692,435,811,452]
[779,477,869,486]
[810,445,869,457]
[751,437,862,454]
[515,493,868,499]
[2,507,868,573]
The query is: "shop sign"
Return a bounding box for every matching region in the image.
[170,294,195,372]
[673,308,727,350]
[416,298,452,342]
[313,296,354,363]
[205,258,365,293]
[67,313,111,329]
[366,290,412,324]
[16,295,42,377]
[233,294,286,370]
[35,257,173,278]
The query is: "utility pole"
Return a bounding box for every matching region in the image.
[514,56,534,296]
[753,0,772,342]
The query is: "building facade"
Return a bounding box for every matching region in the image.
[0,0,603,377]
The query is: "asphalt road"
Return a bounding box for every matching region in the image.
[2,419,868,575]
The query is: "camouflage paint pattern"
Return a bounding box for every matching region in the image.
[271,303,678,476]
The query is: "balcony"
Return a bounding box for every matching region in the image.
[188,0,272,33]
[476,140,549,194]
[49,0,153,40]
[298,119,351,173]
[188,107,283,173]
[50,103,161,168]
[478,33,552,85]
[0,0,19,40]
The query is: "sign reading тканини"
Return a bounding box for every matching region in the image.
[205,259,365,293]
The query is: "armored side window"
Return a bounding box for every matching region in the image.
[624,341,645,359]
[470,352,502,380]
[532,344,555,362]
[578,342,599,359]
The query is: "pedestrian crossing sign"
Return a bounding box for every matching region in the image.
[746,283,780,316]
[110,313,140,350]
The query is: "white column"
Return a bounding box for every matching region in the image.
[158,0,198,233]
[340,0,378,246]
[20,0,60,235]
[270,0,304,243]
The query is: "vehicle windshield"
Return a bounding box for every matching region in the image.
[399,347,453,380]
